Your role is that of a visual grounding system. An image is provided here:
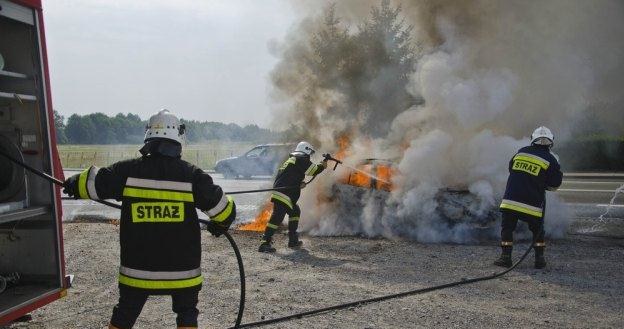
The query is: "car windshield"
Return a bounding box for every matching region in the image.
[246,147,267,157]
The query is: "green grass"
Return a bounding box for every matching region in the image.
[58,142,255,169]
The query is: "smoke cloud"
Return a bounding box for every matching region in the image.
[270,0,624,242]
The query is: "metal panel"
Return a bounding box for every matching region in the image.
[0,0,33,25]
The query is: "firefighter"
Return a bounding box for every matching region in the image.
[258,141,327,253]
[494,126,562,269]
[62,109,236,329]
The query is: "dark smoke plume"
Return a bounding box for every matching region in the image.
[270,0,624,242]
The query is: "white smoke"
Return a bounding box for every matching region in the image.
[275,0,624,243]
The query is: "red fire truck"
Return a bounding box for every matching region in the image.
[0,0,68,324]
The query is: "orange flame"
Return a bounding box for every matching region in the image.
[334,134,352,160]
[237,200,273,232]
[339,163,395,191]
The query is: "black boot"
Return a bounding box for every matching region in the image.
[534,246,546,269]
[288,233,303,248]
[258,238,276,253]
[493,246,512,268]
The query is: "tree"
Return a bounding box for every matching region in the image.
[53,110,68,144]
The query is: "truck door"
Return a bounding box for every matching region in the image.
[0,0,68,324]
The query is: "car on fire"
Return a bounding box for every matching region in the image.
[331,159,499,233]
[214,143,295,179]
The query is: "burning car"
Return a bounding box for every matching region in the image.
[328,159,499,237]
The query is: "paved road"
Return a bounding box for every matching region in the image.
[61,170,624,221]
[558,173,624,220]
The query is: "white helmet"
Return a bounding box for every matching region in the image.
[144,109,185,144]
[293,141,315,156]
[530,126,554,146]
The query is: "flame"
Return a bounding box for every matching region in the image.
[339,162,395,191]
[375,165,394,191]
[334,134,352,160]
[237,200,273,232]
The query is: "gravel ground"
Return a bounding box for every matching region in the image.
[3,217,623,329]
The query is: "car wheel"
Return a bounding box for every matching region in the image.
[222,167,238,179]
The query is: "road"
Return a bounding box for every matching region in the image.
[61,170,624,222]
[558,173,624,220]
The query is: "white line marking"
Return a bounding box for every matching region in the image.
[558,189,618,193]
[562,180,624,184]
[596,204,624,208]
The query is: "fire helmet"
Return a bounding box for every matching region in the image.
[293,141,315,156]
[530,126,554,146]
[144,109,185,144]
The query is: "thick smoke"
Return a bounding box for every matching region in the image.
[270,0,624,242]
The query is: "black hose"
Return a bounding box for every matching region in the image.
[198,219,246,328]
[233,240,535,328]
[226,186,300,195]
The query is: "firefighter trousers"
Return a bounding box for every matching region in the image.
[110,286,199,329]
[262,200,301,241]
[500,211,545,255]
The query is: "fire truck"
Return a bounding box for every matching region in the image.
[0,0,68,324]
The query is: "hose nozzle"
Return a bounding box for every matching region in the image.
[322,153,342,170]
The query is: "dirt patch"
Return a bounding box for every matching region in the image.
[4,221,624,328]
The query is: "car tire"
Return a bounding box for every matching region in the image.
[222,167,238,179]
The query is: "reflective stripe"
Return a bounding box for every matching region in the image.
[120,266,201,280]
[86,166,100,199]
[500,199,543,217]
[534,242,546,247]
[289,217,300,222]
[305,164,318,176]
[126,177,192,192]
[271,191,293,209]
[210,195,234,223]
[514,153,550,169]
[206,193,228,217]
[119,274,202,290]
[78,169,89,199]
[266,223,278,229]
[123,187,194,202]
[279,157,296,171]
[501,241,513,246]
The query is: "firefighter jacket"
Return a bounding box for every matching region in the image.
[73,154,235,294]
[500,145,563,218]
[270,153,325,209]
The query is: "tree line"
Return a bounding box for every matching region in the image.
[54,111,281,144]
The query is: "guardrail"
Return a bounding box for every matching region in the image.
[564,172,624,179]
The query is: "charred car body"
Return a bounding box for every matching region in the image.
[326,159,500,241]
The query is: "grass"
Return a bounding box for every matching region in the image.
[58,141,256,169]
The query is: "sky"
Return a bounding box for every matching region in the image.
[43,0,297,126]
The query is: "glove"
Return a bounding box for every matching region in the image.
[205,220,227,237]
[63,174,80,199]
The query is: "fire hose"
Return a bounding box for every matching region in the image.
[0,149,246,328]
[233,240,536,328]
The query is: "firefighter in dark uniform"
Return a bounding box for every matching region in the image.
[63,109,236,329]
[494,126,562,269]
[258,141,327,252]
